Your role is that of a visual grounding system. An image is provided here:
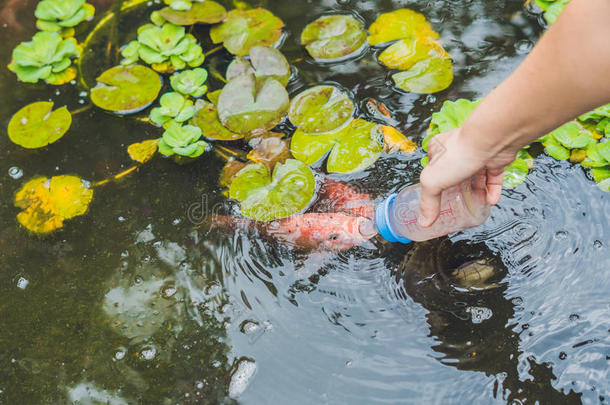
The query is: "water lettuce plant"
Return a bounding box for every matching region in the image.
[8,31,80,84]
[538,122,595,160]
[121,23,204,73]
[149,92,195,126]
[35,0,95,32]
[90,65,162,113]
[14,175,94,233]
[163,0,201,11]
[210,8,284,55]
[300,15,367,61]
[288,85,354,134]
[534,0,570,24]
[156,1,226,25]
[8,101,72,149]
[170,68,208,97]
[158,121,208,158]
[226,46,290,86]
[578,103,610,137]
[229,159,316,221]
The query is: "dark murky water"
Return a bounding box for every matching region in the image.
[1,0,608,403]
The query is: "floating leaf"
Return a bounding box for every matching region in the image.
[91,65,162,114]
[158,1,226,25]
[368,8,438,46]
[288,85,354,134]
[127,139,159,163]
[581,142,609,168]
[170,68,208,97]
[217,74,289,134]
[210,8,284,55]
[220,160,247,187]
[597,177,610,192]
[503,150,532,189]
[158,121,207,158]
[207,89,221,105]
[600,142,610,163]
[120,23,204,72]
[149,92,195,126]
[290,118,383,173]
[300,15,367,61]
[591,166,610,183]
[247,137,290,172]
[423,98,481,150]
[229,159,315,221]
[545,143,570,160]
[379,126,416,154]
[190,100,244,140]
[164,0,196,11]
[226,46,290,86]
[35,0,95,32]
[392,57,453,93]
[379,37,448,70]
[8,31,80,84]
[14,175,93,234]
[550,122,593,149]
[541,0,569,24]
[8,102,72,148]
[578,103,610,122]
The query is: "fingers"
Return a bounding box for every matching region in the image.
[418,179,442,227]
[486,168,505,205]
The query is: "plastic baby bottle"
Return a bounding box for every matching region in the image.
[374,179,490,243]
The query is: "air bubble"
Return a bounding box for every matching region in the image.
[559,352,567,360]
[593,240,603,249]
[569,314,580,321]
[140,346,156,360]
[8,167,23,179]
[16,277,29,290]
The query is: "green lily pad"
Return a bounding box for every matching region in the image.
[8,101,72,149]
[226,46,290,86]
[300,14,367,61]
[378,36,448,71]
[290,118,383,173]
[368,8,438,46]
[288,85,354,134]
[158,1,226,25]
[191,100,244,141]
[207,89,221,105]
[392,57,453,93]
[217,73,289,134]
[210,8,284,55]
[550,122,593,149]
[503,150,533,189]
[229,159,316,221]
[90,65,162,114]
[423,98,481,150]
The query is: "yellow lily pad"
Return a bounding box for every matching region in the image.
[368,8,438,46]
[158,1,227,25]
[14,175,94,234]
[300,14,367,61]
[288,85,354,134]
[191,100,244,141]
[127,139,159,163]
[8,101,72,149]
[378,37,449,70]
[392,57,453,93]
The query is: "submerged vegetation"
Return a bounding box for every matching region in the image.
[4,0,608,234]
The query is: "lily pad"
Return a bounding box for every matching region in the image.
[300,14,367,61]
[158,1,226,25]
[91,65,162,114]
[190,100,244,141]
[217,73,289,134]
[288,85,354,134]
[247,137,291,172]
[14,175,94,234]
[503,150,533,189]
[8,101,72,149]
[290,118,383,173]
[379,37,448,70]
[127,139,159,163]
[210,8,284,55]
[229,159,315,221]
[392,57,453,93]
[368,8,438,46]
[226,46,290,86]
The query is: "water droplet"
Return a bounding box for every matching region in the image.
[569,314,580,321]
[134,276,143,284]
[511,297,523,305]
[161,281,177,299]
[240,321,260,335]
[140,346,156,360]
[196,382,204,389]
[554,231,568,240]
[559,352,567,360]
[8,167,23,179]
[466,306,492,323]
[16,277,29,290]
[514,39,533,54]
[114,348,126,360]
[593,240,603,249]
[229,359,257,398]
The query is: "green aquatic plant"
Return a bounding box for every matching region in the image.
[90,64,162,113]
[35,0,95,32]
[503,150,533,189]
[226,46,290,86]
[8,101,72,149]
[8,31,80,84]
[210,8,284,55]
[163,0,200,11]
[300,15,367,61]
[290,118,383,174]
[158,121,208,158]
[288,85,354,134]
[170,68,208,97]
[578,103,610,137]
[534,0,570,24]
[229,159,316,221]
[538,122,594,160]
[154,1,226,25]
[191,100,244,141]
[150,92,195,126]
[120,23,204,73]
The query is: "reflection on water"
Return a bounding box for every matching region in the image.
[1,0,609,403]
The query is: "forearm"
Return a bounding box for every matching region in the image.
[461,0,610,157]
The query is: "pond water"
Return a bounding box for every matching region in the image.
[1,0,609,404]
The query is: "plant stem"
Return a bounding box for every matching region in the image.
[92,165,139,187]
[205,45,224,57]
[70,104,93,115]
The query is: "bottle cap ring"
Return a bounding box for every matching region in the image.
[375,194,412,244]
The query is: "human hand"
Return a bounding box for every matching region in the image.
[418,128,518,227]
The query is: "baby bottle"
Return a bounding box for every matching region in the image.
[374,179,490,243]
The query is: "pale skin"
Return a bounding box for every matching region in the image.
[419,0,610,227]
